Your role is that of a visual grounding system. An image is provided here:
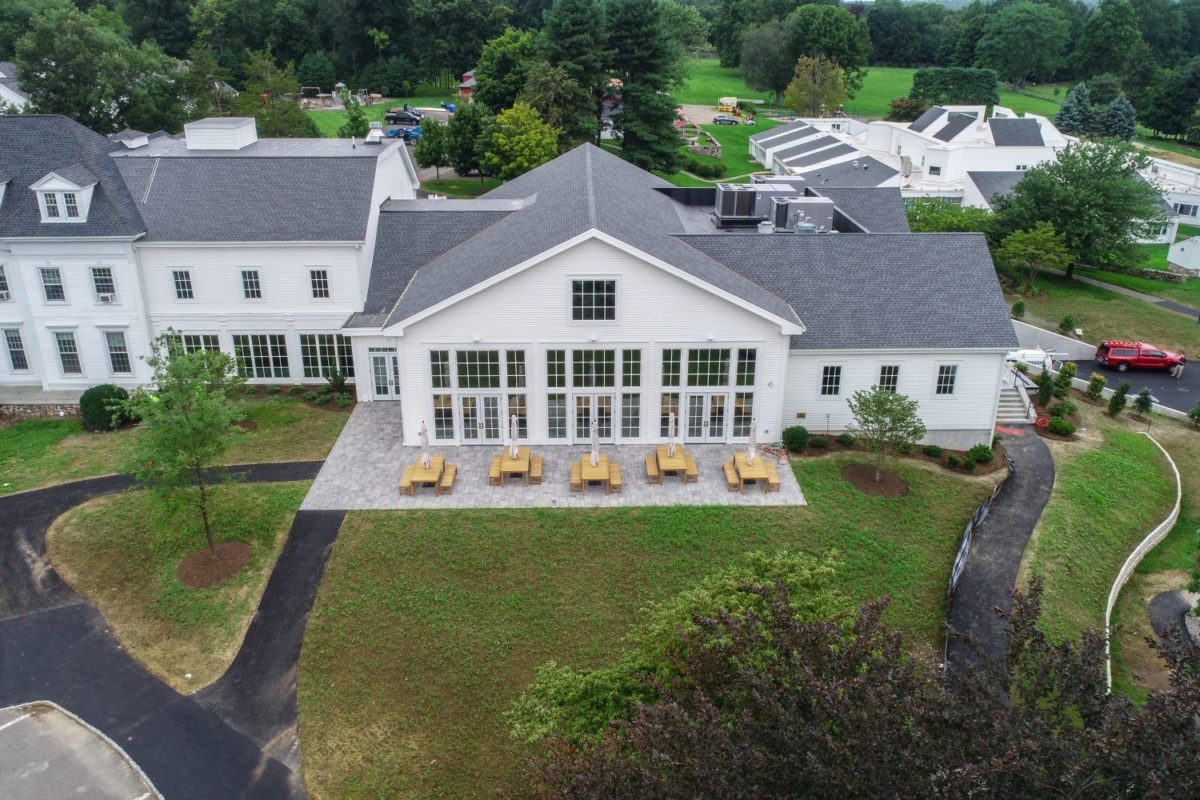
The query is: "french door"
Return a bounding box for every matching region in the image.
[371,353,400,399]
[460,394,502,443]
[573,393,615,442]
[685,392,728,443]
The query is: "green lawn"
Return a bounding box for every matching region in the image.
[1083,268,1200,309]
[674,57,774,107]
[660,118,778,186]
[47,481,310,692]
[0,396,350,496]
[421,176,502,197]
[1019,410,1177,644]
[299,454,998,799]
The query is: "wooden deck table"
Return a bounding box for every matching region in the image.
[580,454,610,493]
[734,452,770,492]
[499,446,531,485]
[410,455,446,493]
[655,444,687,479]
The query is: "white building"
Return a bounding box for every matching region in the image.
[0,62,28,111]
[2,116,1016,448]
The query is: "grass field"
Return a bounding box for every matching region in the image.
[422,177,502,197]
[1084,268,1200,308]
[299,454,999,799]
[0,396,349,496]
[47,481,310,692]
[1019,406,1176,644]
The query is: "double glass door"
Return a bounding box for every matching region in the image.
[460,394,502,443]
[371,353,400,399]
[573,393,614,442]
[685,392,727,443]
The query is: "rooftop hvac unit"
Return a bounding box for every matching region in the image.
[715,184,759,221]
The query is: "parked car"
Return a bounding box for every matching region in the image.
[402,125,421,141]
[713,115,739,125]
[1094,340,1186,372]
[400,103,424,118]
[384,109,422,125]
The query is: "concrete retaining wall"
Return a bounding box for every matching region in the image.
[1011,320,1096,361]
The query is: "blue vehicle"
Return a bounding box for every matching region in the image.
[403,126,421,141]
[441,102,456,114]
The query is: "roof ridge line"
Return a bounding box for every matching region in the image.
[584,146,597,229]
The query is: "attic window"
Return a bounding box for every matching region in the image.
[64,193,79,218]
[39,190,89,223]
[43,193,60,218]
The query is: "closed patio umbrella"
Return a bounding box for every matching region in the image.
[509,414,519,459]
[667,411,677,458]
[419,421,431,469]
[747,419,757,465]
[590,417,600,467]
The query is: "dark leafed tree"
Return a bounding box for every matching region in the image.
[974,2,1071,86]
[121,0,196,56]
[540,0,610,144]
[474,27,538,113]
[520,60,584,149]
[739,23,795,106]
[1071,0,1144,78]
[608,0,685,172]
[297,51,338,92]
[784,4,872,95]
[231,51,320,137]
[446,101,496,177]
[1138,58,1200,137]
[1130,0,1185,67]
[411,0,512,78]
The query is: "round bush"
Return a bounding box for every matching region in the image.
[946,454,962,469]
[809,436,829,449]
[1050,400,1077,418]
[835,432,855,447]
[922,444,943,458]
[1048,417,1076,436]
[782,425,809,452]
[79,384,129,431]
[334,392,353,408]
[967,444,994,463]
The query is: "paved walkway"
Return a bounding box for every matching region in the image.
[302,403,806,510]
[0,462,323,800]
[945,427,1055,672]
[1048,267,1200,319]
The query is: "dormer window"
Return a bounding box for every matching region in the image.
[43,192,60,218]
[64,193,79,218]
[31,166,97,223]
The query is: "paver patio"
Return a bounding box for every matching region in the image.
[302,404,806,510]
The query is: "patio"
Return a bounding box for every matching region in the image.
[301,403,806,510]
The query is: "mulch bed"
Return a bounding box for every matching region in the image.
[841,463,910,497]
[236,419,259,431]
[176,541,252,588]
[796,439,1007,476]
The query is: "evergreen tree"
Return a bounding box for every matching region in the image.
[608,0,684,173]
[540,0,610,145]
[1054,83,1093,135]
[520,60,584,150]
[1100,92,1137,140]
[297,51,337,92]
[231,51,319,137]
[182,43,228,119]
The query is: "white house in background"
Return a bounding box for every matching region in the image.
[1168,236,1200,275]
[0,62,28,110]
[0,114,416,397]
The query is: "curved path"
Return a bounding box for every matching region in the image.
[945,428,1055,672]
[0,462,340,800]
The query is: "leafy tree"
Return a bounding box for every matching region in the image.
[0,0,71,58]
[1139,59,1200,137]
[483,102,560,179]
[122,332,245,556]
[357,56,419,96]
[937,0,989,67]
[1122,39,1161,109]
[1054,82,1094,135]
[231,51,319,137]
[413,117,452,179]
[411,0,512,77]
[1183,0,1200,59]
[783,55,846,116]
[337,91,370,138]
[739,23,795,106]
[909,66,999,105]
[885,97,928,121]
[446,101,496,176]
[298,51,338,92]
[997,223,1070,293]
[189,0,273,78]
[15,5,186,135]
[269,0,320,67]
[974,2,1070,87]
[608,0,685,173]
[846,386,926,483]
[366,26,390,64]
[785,4,872,95]
[120,0,195,56]
[1072,0,1144,77]
[1099,92,1137,140]
[660,0,711,54]
[182,43,230,119]
[1131,0,1185,67]
[521,60,585,148]
[1187,399,1200,426]
[475,28,538,113]
[994,141,1165,276]
[1086,72,1124,104]
[906,199,995,238]
[867,0,949,67]
[540,0,610,144]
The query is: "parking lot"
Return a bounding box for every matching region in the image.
[0,703,159,800]
[1075,361,1199,414]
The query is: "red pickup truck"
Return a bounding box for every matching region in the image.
[1094,340,1186,372]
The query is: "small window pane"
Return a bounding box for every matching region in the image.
[105,331,132,374]
[936,365,957,395]
[55,331,81,374]
[433,394,454,439]
[879,365,899,393]
[430,351,450,389]
[660,392,680,436]
[456,351,500,388]
[572,349,615,387]
[547,393,566,439]
[181,334,220,353]
[64,193,79,218]
[622,349,641,387]
[44,193,60,218]
[547,350,565,388]
[733,392,754,436]
[687,349,730,387]
[506,350,526,388]
[92,267,115,297]
[820,365,842,396]
[736,349,756,386]
[310,269,330,298]
[173,270,194,299]
[571,279,616,321]
[41,268,65,302]
[661,349,681,387]
[241,269,262,299]
[622,393,640,438]
[4,329,28,370]
[507,393,528,437]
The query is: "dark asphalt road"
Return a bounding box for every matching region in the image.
[0,461,328,800]
[945,429,1055,673]
[1073,361,1199,414]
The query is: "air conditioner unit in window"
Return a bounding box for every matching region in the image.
[0,291,9,301]
[98,292,115,303]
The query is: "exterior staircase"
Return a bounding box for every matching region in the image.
[996,386,1033,424]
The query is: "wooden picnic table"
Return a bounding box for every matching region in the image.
[734,452,770,491]
[411,455,446,492]
[499,446,531,484]
[581,453,610,493]
[656,444,689,482]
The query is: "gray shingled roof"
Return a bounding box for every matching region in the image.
[0,115,144,238]
[748,118,812,144]
[50,163,98,187]
[678,233,1017,350]
[0,61,27,101]
[967,171,1024,207]
[778,142,856,169]
[794,156,898,188]
[908,106,946,133]
[811,188,910,232]
[933,112,978,142]
[770,135,840,163]
[114,155,381,241]
[989,118,1044,146]
[382,144,801,329]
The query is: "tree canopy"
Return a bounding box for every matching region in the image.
[482,102,560,179]
[974,2,1071,86]
[783,55,847,116]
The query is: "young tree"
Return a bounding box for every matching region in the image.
[483,103,559,179]
[1054,83,1094,135]
[413,117,451,179]
[122,332,245,556]
[974,2,1071,87]
[366,26,390,64]
[1134,387,1155,415]
[783,55,847,117]
[337,90,370,138]
[1188,400,1200,426]
[1108,379,1132,415]
[785,4,872,95]
[446,101,496,177]
[474,27,537,113]
[846,386,926,484]
[906,199,995,237]
[996,223,1070,293]
[740,23,795,107]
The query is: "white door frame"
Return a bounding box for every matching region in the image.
[571,392,616,443]
[459,393,503,444]
[370,352,400,400]
[684,391,729,443]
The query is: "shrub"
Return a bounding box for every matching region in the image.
[685,157,727,179]
[835,432,855,447]
[289,384,306,396]
[265,384,281,395]
[782,425,809,452]
[325,369,348,394]
[1189,401,1200,427]
[303,391,319,402]
[313,393,332,405]
[1108,380,1131,416]
[967,444,994,463]
[1048,416,1076,436]
[1086,372,1107,401]
[1011,300,1026,319]
[946,454,962,469]
[896,442,913,454]
[334,392,353,408]
[809,436,829,449]
[1134,387,1154,415]
[1035,370,1054,407]
[79,384,130,431]
[923,444,943,458]
[992,433,1002,447]
[1052,362,1076,398]
[1058,314,1076,334]
[1014,361,1029,374]
[885,96,927,121]
[1050,400,1077,418]
[963,457,977,473]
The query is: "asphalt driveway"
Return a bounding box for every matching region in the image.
[1074,361,1199,414]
